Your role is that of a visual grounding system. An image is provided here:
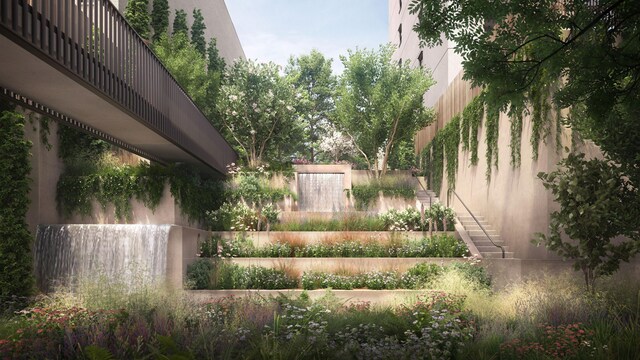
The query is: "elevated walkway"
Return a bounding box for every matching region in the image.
[0,0,236,176]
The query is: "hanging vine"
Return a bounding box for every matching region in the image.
[442,114,461,190]
[462,96,483,165]
[484,102,500,180]
[529,78,553,161]
[508,105,524,168]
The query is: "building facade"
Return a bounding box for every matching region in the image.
[112,0,245,63]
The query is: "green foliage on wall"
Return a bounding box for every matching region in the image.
[484,103,500,180]
[56,127,225,225]
[508,105,524,168]
[441,114,460,190]
[351,177,416,210]
[460,96,483,167]
[0,109,34,298]
[530,80,552,161]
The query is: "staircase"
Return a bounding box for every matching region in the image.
[416,187,440,207]
[457,213,514,259]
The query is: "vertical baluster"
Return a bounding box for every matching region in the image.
[1,0,8,25]
[21,0,28,37]
[107,3,112,95]
[11,0,18,31]
[99,0,103,89]
[48,0,54,55]
[62,0,67,65]
[40,0,46,49]
[31,0,37,43]
[70,0,75,71]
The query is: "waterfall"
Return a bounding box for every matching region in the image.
[34,224,171,291]
[297,173,345,212]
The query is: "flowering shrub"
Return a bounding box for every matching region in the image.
[301,263,487,290]
[380,208,423,231]
[500,323,595,359]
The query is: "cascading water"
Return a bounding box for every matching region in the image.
[34,224,171,291]
[297,173,345,212]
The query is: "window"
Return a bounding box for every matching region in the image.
[398,24,402,46]
[418,51,424,68]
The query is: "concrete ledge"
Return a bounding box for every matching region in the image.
[211,231,458,247]
[187,289,429,306]
[228,257,465,274]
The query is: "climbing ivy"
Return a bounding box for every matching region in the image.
[508,105,524,168]
[461,96,483,166]
[441,114,460,190]
[529,78,553,161]
[56,127,226,225]
[484,102,500,180]
[419,81,564,190]
[0,109,34,298]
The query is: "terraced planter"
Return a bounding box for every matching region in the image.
[211,231,457,247]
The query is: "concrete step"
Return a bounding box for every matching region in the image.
[475,245,508,253]
[458,216,486,223]
[481,252,514,259]
[472,240,505,247]
[467,230,499,237]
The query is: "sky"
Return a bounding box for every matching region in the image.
[225,0,388,74]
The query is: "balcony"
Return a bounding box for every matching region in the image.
[0,0,237,176]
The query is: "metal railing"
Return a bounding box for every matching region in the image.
[448,189,505,258]
[0,0,235,174]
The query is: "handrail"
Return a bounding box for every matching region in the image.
[448,189,505,258]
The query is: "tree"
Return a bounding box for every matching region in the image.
[334,44,434,177]
[190,9,207,56]
[124,0,150,39]
[318,123,356,163]
[536,154,640,291]
[409,0,640,181]
[172,9,188,36]
[150,0,169,42]
[410,0,640,279]
[217,60,303,168]
[207,37,226,74]
[285,50,336,163]
[153,33,210,114]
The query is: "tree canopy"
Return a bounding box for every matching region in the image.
[217,60,302,168]
[124,0,150,39]
[150,0,169,42]
[172,9,188,36]
[190,9,207,56]
[410,0,640,284]
[285,50,336,163]
[334,44,434,177]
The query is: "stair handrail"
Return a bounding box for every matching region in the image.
[448,189,505,259]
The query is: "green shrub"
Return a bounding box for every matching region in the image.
[351,176,416,210]
[186,259,214,290]
[403,263,443,287]
[449,261,492,289]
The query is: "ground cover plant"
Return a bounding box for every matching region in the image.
[2,270,639,359]
[186,261,486,291]
[270,205,456,232]
[205,233,468,258]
